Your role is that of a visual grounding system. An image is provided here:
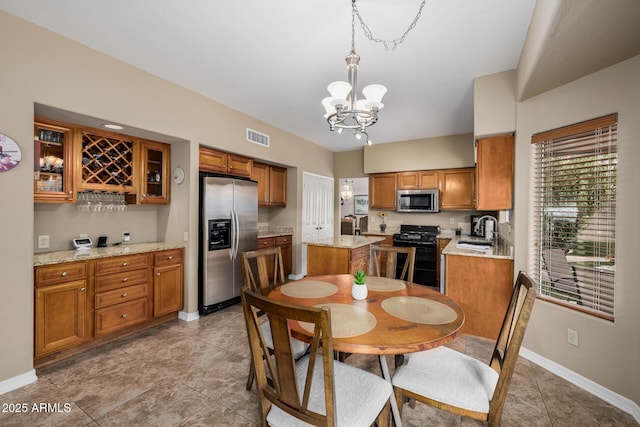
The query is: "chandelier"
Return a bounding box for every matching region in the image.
[322,0,386,145]
[340,179,354,200]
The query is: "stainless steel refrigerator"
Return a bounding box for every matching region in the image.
[199,174,258,315]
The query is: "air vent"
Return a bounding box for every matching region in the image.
[246,128,270,147]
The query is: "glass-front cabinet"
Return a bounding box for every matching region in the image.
[139,139,170,204]
[34,118,74,203]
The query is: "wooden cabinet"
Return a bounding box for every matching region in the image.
[199,146,252,177]
[440,168,475,210]
[34,261,88,357]
[436,238,451,287]
[138,139,171,204]
[252,162,287,207]
[397,171,439,190]
[475,134,514,210]
[34,117,75,203]
[445,254,513,339]
[369,173,397,209]
[306,244,370,276]
[153,248,184,317]
[94,253,150,336]
[258,235,292,279]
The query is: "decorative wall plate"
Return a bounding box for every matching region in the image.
[0,133,21,172]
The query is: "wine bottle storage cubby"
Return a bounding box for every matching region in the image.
[79,131,135,191]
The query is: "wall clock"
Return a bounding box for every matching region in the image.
[0,133,21,172]
[173,166,185,184]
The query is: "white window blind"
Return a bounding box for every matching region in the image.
[530,114,617,320]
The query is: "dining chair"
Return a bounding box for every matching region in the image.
[340,217,356,235]
[369,245,416,282]
[391,271,536,426]
[358,215,368,233]
[241,287,392,426]
[240,247,309,390]
[542,248,582,305]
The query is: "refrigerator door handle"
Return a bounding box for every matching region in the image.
[232,208,240,260]
[229,208,235,260]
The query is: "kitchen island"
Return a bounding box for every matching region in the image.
[442,236,514,340]
[304,235,385,276]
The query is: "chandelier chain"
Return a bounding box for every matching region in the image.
[354,0,426,51]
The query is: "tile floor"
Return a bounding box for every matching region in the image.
[1,303,637,426]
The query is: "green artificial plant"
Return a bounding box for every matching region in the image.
[353,269,367,285]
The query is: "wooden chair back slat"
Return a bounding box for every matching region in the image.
[370,245,417,282]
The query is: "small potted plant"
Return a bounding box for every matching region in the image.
[378,211,387,232]
[352,269,368,300]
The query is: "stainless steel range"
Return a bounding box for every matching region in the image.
[393,225,440,291]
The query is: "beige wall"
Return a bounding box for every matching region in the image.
[473,70,517,137]
[514,55,640,404]
[363,133,475,174]
[0,11,333,385]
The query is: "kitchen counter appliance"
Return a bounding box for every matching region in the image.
[397,189,439,213]
[393,224,440,291]
[199,173,258,315]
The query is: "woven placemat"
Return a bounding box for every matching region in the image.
[300,303,377,338]
[279,281,338,298]
[381,296,458,325]
[365,276,406,292]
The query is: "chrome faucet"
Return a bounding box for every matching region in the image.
[473,215,498,241]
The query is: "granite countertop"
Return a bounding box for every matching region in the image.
[257,225,293,239]
[442,235,514,260]
[303,235,386,249]
[34,242,186,266]
[258,231,292,239]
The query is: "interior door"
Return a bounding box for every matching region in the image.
[301,172,334,275]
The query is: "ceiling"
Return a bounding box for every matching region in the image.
[2,1,639,152]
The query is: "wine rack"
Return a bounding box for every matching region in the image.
[79,131,136,193]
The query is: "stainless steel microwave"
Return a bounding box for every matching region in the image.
[397,189,440,213]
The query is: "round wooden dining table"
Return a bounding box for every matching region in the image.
[268,274,465,427]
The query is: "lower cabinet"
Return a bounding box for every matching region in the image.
[445,254,513,340]
[306,244,370,276]
[153,249,184,317]
[34,261,88,357]
[34,247,184,367]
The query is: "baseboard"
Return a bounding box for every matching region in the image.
[0,369,37,396]
[520,347,640,423]
[178,310,199,322]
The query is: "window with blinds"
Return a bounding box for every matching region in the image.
[531,114,617,320]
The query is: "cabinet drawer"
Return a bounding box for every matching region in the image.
[350,245,370,261]
[154,248,183,267]
[95,284,148,309]
[275,235,291,246]
[94,253,150,275]
[258,237,275,248]
[95,268,149,292]
[36,262,87,286]
[95,298,148,336]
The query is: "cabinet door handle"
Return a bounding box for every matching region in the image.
[80,287,86,291]
[121,314,127,319]
[122,293,128,297]
[122,262,128,267]
[61,271,68,277]
[168,256,173,260]
[157,272,161,276]
[122,277,128,282]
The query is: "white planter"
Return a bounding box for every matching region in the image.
[352,283,368,300]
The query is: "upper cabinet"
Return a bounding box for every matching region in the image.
[138,139,171,205]
[440,168,475,210]
[34,117,75,203]
[369,173,397,209]
[475,134,514,210]
[252,162,287,207]
[33,118,171,205]
[199,146,252,178]
[397,171,439,190]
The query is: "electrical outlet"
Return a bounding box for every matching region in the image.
[122,231,130,242]
[567,328,579,346]
[37,235,50,249]
[183,231,189,242]
[449,218,455,225]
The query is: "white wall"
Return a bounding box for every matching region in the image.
[514,55,640,405]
